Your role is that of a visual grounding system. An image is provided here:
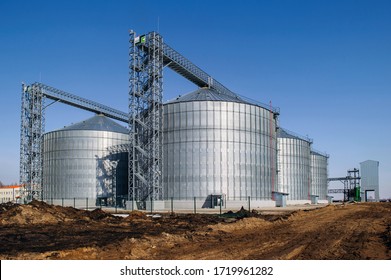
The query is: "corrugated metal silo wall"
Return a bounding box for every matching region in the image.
[360,160,380,201]
[42,130,129,203]
[277,138,311,200]
[310,153,328,200]
[162,101,277,201]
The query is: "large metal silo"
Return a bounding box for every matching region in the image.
[162,88,277,208]
[310,150,329,200]
[42,115,129,206]
[277,128,311,202]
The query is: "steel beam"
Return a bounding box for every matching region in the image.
[134,32,279,114]
[34,83,128,122]
[162,43,236,97]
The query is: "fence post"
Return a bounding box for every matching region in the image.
[86,197,88,210]
[51,197,53,205]
[194,197,196,214]
[248,196,251,212]
[62,198,64,207]
[170,197,173,214]
[220,199,222,216]
[73,198,76,208]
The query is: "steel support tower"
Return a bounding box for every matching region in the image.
[328,168,361,202]
[347,168,361,202]
[20,83,45,201]
[19,83,128,202]
[129,31,163,206]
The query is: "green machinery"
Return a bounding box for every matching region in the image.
[328,168,361,202]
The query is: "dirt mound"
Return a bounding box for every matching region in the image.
[1,202,390,260]
[0,202,20,213]
[211,217,272,233]
[125,211,147,221]
[0,201,65,225]
[0,200,117,226]
[221,207,260,219]
[87,208,116,221]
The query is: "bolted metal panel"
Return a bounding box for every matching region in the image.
[162,97,277,201]
[129,31,163,204]
[310,151,329,200]
[42,116,129,204]
[277,128,311,201]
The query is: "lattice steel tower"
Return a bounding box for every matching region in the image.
[20,83,45,200]
[129,31,163,205]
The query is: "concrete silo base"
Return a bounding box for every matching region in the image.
[125,200,138,211]
[125,200,166,211]
[161,199,276,211]
[286,200,311,206]
[145,200,166,211]
[124,198,282,211]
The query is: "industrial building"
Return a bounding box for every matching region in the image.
[0,185,23,203]
[19,30,330,210]
[360,160,380,201]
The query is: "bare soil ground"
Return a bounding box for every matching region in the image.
[0,200,390,260]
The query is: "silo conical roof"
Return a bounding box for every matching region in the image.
[277,128,312,143]
[57,114,128,134]
[165,88,252,104]
[310,150,329,158]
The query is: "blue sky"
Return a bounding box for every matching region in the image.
[1,0,390,198]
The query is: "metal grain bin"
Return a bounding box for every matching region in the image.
[42,115,129,206]
[277,128,311,201]
[162,88,277,208]
[310,150,329,200]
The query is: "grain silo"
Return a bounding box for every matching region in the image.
[310,150,329,202]
[42,114,129,207]
[277,128,311,203]
[162,88,278,209]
